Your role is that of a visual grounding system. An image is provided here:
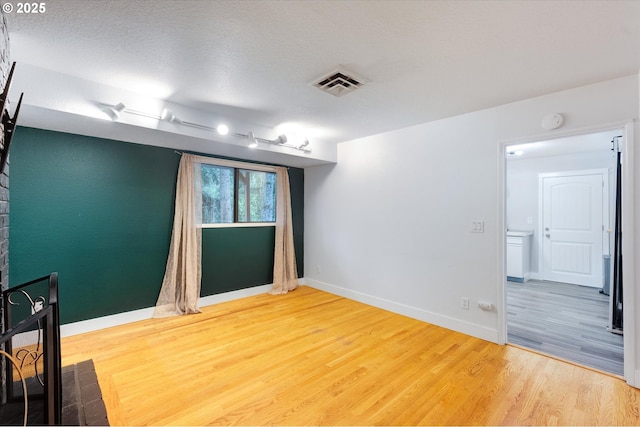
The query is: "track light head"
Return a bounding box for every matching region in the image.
[273,134,287,144]
[216,124,229,135]
[298,139,310,149]
[247,131,258,148]
[104,102,126,121]
[161,108,182,123]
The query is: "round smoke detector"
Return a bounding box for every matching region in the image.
[541,113,564,130]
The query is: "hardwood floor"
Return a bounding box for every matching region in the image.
[506,280,624,375]
[61,286,640,426]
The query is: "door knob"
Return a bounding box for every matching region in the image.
[545,227,549,231]
[545,233,551,238]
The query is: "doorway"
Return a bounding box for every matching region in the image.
[504,129,624,376]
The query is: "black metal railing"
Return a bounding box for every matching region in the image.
[0,273,61,425]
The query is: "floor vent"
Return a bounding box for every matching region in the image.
[311,67,365,97]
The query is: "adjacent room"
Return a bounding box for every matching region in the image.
[1,1,640,425]
[504,130,624,375]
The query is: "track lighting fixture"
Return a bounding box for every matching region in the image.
[102,102,158,121]
[235,131,311,152]
[100,101,310,153]
[102,102,230,136]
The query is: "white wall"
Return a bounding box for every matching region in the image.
[305,108,501,341]
[506,149,617,276]
[304,74,639,382]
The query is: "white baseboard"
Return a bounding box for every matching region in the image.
[302,278,499,343]
[12,330,39,348]
[60,307,156,338]
[60,283,274,338]
[199,284,272,307]
[60,279,500,345]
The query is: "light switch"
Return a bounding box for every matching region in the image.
[527,216,533,225]
[471,220,485,233]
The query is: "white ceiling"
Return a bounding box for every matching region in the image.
[5,0,640,166]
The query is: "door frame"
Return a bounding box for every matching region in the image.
[497,120,636,387]
[537,168,609,286]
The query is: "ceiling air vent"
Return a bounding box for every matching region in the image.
[311,67,366,97]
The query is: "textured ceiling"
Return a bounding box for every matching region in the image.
[5,0,640,158]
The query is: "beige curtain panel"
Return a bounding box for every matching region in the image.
[154,154,203,317]
[270,167,299,295]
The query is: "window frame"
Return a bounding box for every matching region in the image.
[194,156,279,229]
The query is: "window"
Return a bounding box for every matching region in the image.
[201,164,276,225]
[201,165,235,224]
[237,169,276,222]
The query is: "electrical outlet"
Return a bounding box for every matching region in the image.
[461,297,469,310]
[316,265,321,274]
[478,301,494,311]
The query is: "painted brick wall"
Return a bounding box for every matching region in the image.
[0,8,9,403]
[0,9,9,295]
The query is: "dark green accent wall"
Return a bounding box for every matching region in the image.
[10,127,304,324]
[201,227,275,295]
[288,166,304,276]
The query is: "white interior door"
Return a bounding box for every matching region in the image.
[540,171,605,287]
